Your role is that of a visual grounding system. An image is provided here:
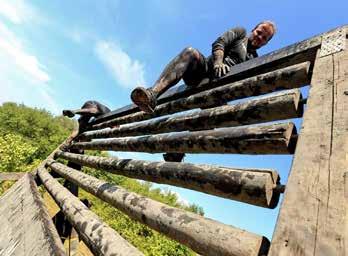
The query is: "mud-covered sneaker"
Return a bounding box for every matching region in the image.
[62,109,75,118]
[130,87,157,114]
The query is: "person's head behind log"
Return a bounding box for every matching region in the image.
[249,20,276,49]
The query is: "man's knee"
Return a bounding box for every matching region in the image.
[182,46,201,60]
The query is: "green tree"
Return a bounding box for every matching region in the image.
[0,133,39,172]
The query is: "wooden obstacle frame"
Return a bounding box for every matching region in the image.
[1,25,347,256]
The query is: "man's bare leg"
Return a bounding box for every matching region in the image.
[131,47,206,113]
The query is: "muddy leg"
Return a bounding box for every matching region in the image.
[131,47,206,113]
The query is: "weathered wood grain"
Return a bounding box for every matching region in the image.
[91,62,309,130]
[72,122,297,155]
[46,160,270,256]
[0,172,25,181]
[81,89,303,140]
[269,41,348,255]
[37,167,143,256]
[53,151,281,208]
[0,173,65,256]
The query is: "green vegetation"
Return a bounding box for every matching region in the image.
[0,102,203,255]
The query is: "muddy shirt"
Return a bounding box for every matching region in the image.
[210,27,258,67]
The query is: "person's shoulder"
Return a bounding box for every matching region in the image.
[227,26,247,36]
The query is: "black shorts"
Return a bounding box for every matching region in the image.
[182,51,213,86]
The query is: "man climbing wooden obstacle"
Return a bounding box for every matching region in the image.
[61,100,113,152]
[130,21,276,114]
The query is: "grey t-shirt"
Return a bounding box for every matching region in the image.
[209,26,258,67]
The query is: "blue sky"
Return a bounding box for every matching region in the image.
[0,0,347,240]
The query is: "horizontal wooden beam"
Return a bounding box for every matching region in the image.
[81,89,302,140]
[91,62,309,130]
[72,122,297,155]
[46,160,270,256]
[53,151,281,208]
[37,167,143,256]
[0,172,25,181]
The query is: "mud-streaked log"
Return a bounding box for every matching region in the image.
[37,167,143,256]
[81,89,303,140]
[72,122,297,155]
[54,151,281,208]
[46,160,270,256]
[91,62,310,130]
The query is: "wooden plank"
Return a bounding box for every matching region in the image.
[37,167,143,256]
[52,152,281,208]
[91,63,309,130]
[81,89,302,140]
[45,160,270,256]
[0,173,65,256]
[0,172,25,181]
[269,41,348,255]
[71,122,297,155]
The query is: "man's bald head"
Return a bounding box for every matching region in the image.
[249,21,276,49]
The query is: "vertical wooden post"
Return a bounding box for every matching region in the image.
[269,38,348,255]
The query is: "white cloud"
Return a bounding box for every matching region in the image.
[95,41,146,88]
[0,22,50,83]
[0,20,58,113]
[0,0,36,24]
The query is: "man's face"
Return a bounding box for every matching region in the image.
[249,23,274,48]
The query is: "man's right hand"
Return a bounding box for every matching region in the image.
[214,63,230,78]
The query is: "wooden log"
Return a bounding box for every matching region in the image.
[269,42,348,255]
[53,152,281,208]
[72,122,297,155]
[91,62,310,130]
[81,89,303,140]
[0,173,66,256]
[45,160,270,256]
[37,167,143,256]
[0,172,25,181]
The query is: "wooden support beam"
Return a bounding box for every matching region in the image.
[0,172,25,181]
[269,41,348,255]
[81,89,303,140]
[91,62,309,130]
[45,160,270,256]
[0,173,65,256]
[37,167,143,256]
[72,122,297,155]
[53,152,281,208]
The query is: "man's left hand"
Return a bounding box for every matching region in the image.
[214,63,230,78]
